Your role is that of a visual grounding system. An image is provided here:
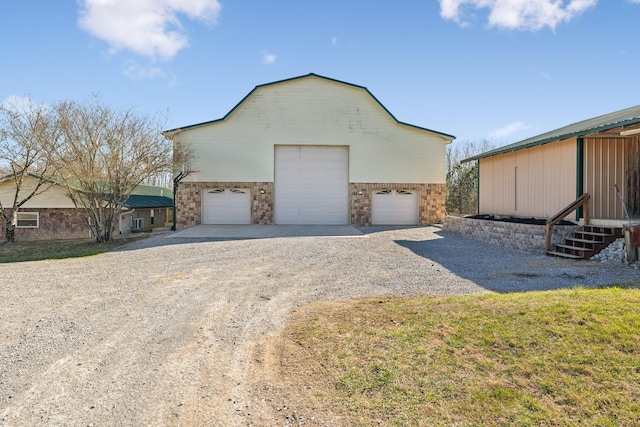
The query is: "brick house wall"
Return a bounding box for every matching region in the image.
[0,208,91,241]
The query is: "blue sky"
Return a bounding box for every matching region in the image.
[1,0,639,146]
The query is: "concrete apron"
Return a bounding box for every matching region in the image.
[166,224,366,239]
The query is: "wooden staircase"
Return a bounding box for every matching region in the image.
[546,225,623,260]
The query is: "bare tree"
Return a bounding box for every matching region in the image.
[53,98,181,242]
[0,99,61,242]
[445,139,497,176]
[445,139,498,216]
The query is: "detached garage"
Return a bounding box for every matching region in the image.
[163,73,454,228]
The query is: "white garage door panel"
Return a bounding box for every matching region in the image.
[202,189,251,224]
[275,146,349,225]
[372,190,419,225]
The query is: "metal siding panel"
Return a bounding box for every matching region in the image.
[478,157,493,214]
[584,137,629,220]
[478,139,576,218]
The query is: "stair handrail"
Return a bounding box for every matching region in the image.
[545,193,590,252]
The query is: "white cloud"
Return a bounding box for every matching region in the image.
[78,0,221,60]
[262,50,276,65]
[331,37,338,46]
[0,96,46,114]
[439,0,598,30]
[489,121,532,139]
[123,62,166,80]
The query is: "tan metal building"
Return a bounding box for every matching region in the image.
[465,105,640,224]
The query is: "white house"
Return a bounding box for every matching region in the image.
[164,73,454,227]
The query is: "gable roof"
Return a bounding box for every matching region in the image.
[162,73,455,140]
[464,104,640,162]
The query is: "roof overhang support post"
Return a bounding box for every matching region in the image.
[576,137,584,221]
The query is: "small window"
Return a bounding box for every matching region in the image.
[230,189,247,194]
[17,212,39,228]
[397,190,414,195]
[208,189,224,194]
[376,190,392,195]
[132,218,143,230]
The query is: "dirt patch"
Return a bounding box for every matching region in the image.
[250,318,350,426]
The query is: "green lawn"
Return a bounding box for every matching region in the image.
[0,235,148,263]
[286,287,640,426]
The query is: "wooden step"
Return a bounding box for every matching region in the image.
[554,244,595,258]
[572,231,613,243]
[583,225,623,237]
[546,250,583,259]
[546,225,623,261]
[566,237,601,245]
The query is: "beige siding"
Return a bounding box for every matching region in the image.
[173,76,450,184]
[584,136,639,219]
[479,138,577,218]
[0,177,75,208]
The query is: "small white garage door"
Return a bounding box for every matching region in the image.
[275,146,349,225]
[372,190,419,225]
[202,189,251,224]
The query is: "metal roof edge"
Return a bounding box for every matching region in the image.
[162,73,455,140]
[463,107,640,163]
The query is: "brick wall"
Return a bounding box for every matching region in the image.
[350,183,445,226]
[177,182,445,227]
[443,216,579,253]
[1,208,91,241]
[177,182,273,228]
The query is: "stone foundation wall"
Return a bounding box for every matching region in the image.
[443,215,579,253]
[177,182,446,228]
[1,208,91,241]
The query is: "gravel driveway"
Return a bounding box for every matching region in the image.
[1,226,637,426]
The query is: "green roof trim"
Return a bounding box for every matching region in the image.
[463,104,640,162]
[162,73,455,140]
[124,194,173,209]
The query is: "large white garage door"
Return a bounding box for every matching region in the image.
[372,190,419,225]
[275,146,349,225]
[202,189,251,224]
